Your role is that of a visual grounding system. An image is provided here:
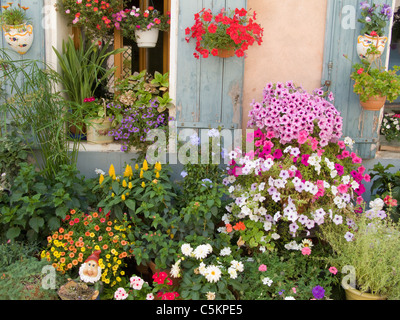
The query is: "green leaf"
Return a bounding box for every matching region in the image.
[6,227,21,240]
[29,216,45,233]
[125,199,136,212]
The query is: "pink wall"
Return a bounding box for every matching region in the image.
[242,0,328,127]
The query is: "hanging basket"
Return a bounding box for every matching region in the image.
[357,33,388,63]
[2,23,34,55]
[359,95,386,111]
[135,28,159,48]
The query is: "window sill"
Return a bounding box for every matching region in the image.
[68,141,137,153]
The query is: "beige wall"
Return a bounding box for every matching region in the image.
[242,0,328,128]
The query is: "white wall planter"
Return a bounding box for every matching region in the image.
[135,28,159,48]
[2,23,34,55]
[357,34,387,63]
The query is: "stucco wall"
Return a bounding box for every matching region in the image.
[242,0,328,128]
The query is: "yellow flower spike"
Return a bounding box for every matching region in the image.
[156,171,160,179]
[152,179,158,184]
[109,164,116,180]
[155,161,162,172]
[141,181,146,188]
[140,169,143,179]
[128,182,133,189]
[135,163,139,170]
[121,194,126,201]
[142,159,149,171]
[122,180,127,188]
[112,192,115,197]
[99,174,104,185]
[123,164,133,178]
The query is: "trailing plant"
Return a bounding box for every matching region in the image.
[186,7,263,58]
[358,1,393,37]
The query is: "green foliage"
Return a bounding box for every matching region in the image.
[239,249,340,300]
[369,163,400,221]
[0,3,30,26]
[350,60,400,103]
[0,240,41,271]
[0,257,64,300]
[319,212,400,299]
[380,113,400,142]
[0,163,96,243]
[358,2,392,37]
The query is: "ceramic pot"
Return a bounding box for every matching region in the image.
[357,34,388,63]
[135,28,159,48]
[86,117,113,144]
[359,95,386,111]
[2,23,34,55]
[344,286,386,300]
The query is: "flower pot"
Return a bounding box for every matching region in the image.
[135,28,159,48]
[69,122,87,140]
[357,33,388,63]
[86,117,114,144]
[2,23,34,55]
[359,95,386,111]
[344,286,386,300]
[217,48,235,58]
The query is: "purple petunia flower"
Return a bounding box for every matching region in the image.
[312,285,325,300]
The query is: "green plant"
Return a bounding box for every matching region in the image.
[358,2,392,37]
[0,50,83,180]
[109,70,174,153]
[380,113,400,142]
[369,163,400,221]
[115,5,170,40]
[186,7,263,58]
[239,248,340,300]
[350,60,400,102]
[0,163,96,243]
[0,3,30,26]
[318,202,400,299]
[57,0,123,40]
[0,240,41,271]
[53,37,125,118]
[0,257,64,300]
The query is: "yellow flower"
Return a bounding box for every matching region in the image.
[90,232,95,237]
[95,245,100,250]
[109,164,116,180]
[140,169,143,179]
[99,174,104,185]
[123,164,133,178]
[141,181,146,188]
[155,161,162,172]
[135,163,139,170]
[128,182,133,189]
[121,194,126,201]
[156,171,160,178]
[142,159,149,171]
[112,192,115,197]
[122,179,127,188]
[152,179,158,184]
[81,247,86,252]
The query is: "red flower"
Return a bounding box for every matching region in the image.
[207,23,217,33]
[370,31,378,37]
[211,48,218,56]
[202,10,213,22]
[235,8,247,17]
[357,68,364,75]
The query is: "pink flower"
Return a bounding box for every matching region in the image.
[363,174,371,182]
[356,196,364,205]
[301,247,311,256]
[337,184,349,194]
[258,264,267,272]
[292,287,297,293]
[338,141,345,149]
[329,266,338,275]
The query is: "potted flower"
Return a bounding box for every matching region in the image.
[0,3,33,54]
[380,113,400,143]
[350,60,400,111]
[357,2,392,62]
[185,7,263,59]
[319,198,400,300]
[115,6,170,48]
[57,0,122,41]
[84,97,115,144]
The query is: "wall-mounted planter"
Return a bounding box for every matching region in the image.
[359,95,386,111]
[2,23,34,55]
[135,28,159,48]
[357,34,387,63]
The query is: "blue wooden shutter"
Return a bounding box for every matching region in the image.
[175,0,246,131]
[321,0,393,159]
[0,0,45,125]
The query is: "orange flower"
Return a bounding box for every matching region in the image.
[68,231,74,236]
[85,231,91,237]
[60,257,66,264]
[121,252,127,258]
[47,236,52,242]
[108,232,114,237]
[78,252,83,258]
[72,260,78,265]
[69,252,75,258]
[226,224,233,233]
[106,227,111,232]
[67,263,72,269]
[52,263,58,269]
[84,221,89,226]
[233,221,246,231]
[78,257,83,262]
[94,225,100,231]
[60,252,65,256]
[59,228,64,233]
[52,234,58,240]
[107,221,112,226]
[121,240,127,246]
[98,236,103,241]
[64,234,70,240]
[70,209,76,214]
[102,244,108,250]
[93,212,98,218]
[68,245,74,251]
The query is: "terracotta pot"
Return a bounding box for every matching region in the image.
[359,95,386,111]
[357,33,388,63]
[86,117,114,144]
[217,48,235,58]
[3,24,34,55]
[69,122,87,139]
[344,286,386,300]
[135,28,159,48]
